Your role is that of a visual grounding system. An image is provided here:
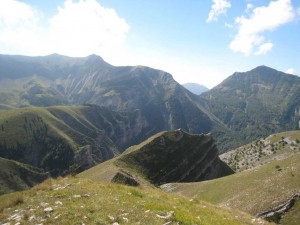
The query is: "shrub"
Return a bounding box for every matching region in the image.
[275,165,282,171]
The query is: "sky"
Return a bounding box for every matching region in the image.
[0,0,299,88]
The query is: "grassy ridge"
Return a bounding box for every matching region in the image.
[0,157,48,195]
[0,177,272,225]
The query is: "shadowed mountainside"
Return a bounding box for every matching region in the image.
[80,130,233,186]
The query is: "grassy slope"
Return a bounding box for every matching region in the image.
[161,154,300,216]
[0,105,124,175]
[0,105,114,149]
[0,157,48,195]
[0,177,272,225]
[0,106,77,150]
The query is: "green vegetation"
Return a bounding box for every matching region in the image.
[0,157,48,195]
[0,104,160,195]
[0,192,24,213]
[281,198,300,225]
[201,66,300,152]
[80,130,233,186]
[1,56,300,153]
[161,154,300,219]
[220,130,300,172]
[0,177,271,225]
[0,104,152,179]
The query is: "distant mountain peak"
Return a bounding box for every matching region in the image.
[86,54,104,60]
[183,83,209,95]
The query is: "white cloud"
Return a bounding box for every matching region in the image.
[286,68,298,75]
[246,3,254,12]
[207,0,231,22]
[0,0,43,53]
[254,42,273,55]
[230,0,295,56]
[0,0,129,58]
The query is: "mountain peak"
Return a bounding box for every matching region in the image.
[86,54,104,61]
[250,65,279,73]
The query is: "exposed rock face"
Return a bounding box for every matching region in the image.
[256,193,300,223]
[116,129,234,185]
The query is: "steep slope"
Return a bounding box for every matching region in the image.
[161,153,300,224]
[0,105,152,177]
[201,66,300,151]
[80,129,233,186]
[0,157,48,195]
[0,177,270,225]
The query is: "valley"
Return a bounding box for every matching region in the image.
[0,54,299,224]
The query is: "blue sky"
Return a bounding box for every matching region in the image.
[0,0,299,88]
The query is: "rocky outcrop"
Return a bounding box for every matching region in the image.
[256,193,300,223]
[111,170,140,186]
[116,129,234,185]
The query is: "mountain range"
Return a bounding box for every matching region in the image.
[0,53,300,224]
[0,54,300,176]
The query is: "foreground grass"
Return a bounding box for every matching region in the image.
[0,177,270,225]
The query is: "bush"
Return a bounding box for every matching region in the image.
[275,165,282,171]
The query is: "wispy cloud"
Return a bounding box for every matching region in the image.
[207,0,231,22]
[230,0,296,56]
[254,42,273,55]
[0,0,129,58]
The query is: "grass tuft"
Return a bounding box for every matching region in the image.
[0,192,24,213]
